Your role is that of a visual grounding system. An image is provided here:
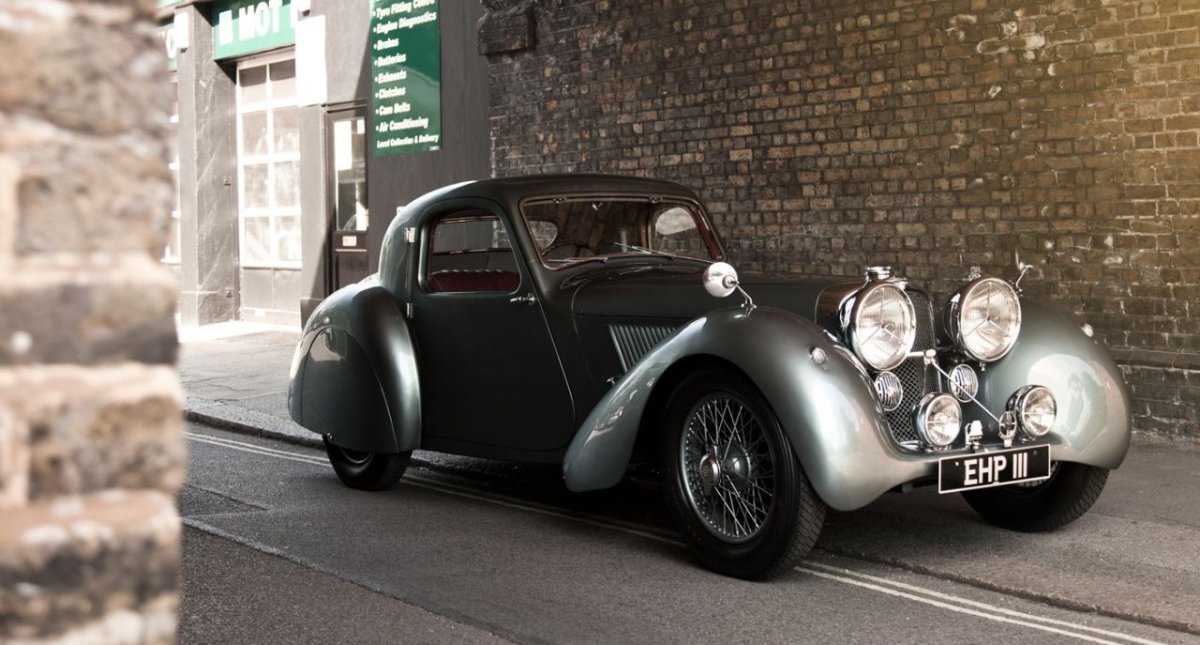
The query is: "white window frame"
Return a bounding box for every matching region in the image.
[235,50,302,270]
[162,74,182,265]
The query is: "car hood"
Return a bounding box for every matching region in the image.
[567,262,833,321]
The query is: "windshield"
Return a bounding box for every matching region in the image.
[521,197,720,267]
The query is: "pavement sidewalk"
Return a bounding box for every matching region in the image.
[179,322,316,448]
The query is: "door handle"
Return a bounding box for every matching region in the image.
[509,293,536,306]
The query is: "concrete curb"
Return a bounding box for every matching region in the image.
[184,409,322,450]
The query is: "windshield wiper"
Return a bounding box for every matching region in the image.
[609,242,677,260]
[556,256,610,266]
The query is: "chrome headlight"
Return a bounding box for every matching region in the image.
[846,283,917,371]
[1008,385,1056,438]
[946,277,1021,362]
[915,393,962,448]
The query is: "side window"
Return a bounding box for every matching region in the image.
[425,212,520,293]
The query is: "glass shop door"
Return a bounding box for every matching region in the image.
[329,107,370,289]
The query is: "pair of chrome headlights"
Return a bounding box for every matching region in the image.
[843,275,1023,372]
[843,273,1051,449]
[915,385,1058,449]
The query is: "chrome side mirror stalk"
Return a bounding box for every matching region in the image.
[703,262,755,312]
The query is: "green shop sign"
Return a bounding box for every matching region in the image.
[370,0,442,156]
[213,0,296,60]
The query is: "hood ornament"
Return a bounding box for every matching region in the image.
[703,262,755,312]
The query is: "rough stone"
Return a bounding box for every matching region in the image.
[0,408,29,509]
[0,490,179,641]
[0,0,181,640]
[0,365,185,500]
[0,256,178,367]
[0,2,174,259]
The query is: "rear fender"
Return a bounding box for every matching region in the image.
[288,281,421,453]
[562,306,905,510]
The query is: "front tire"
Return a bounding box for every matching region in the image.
[323,436,410,491]
[962,462,1108,531]
[660,367,825,580]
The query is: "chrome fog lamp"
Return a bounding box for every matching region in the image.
[946,277,1021,362]
[873,371,903,412]
[1008,385,1057,438]
[915,393,962,448]
[845,282,917,371]
[948,364,979,403]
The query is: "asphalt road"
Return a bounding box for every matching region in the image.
[180,423,1199,645]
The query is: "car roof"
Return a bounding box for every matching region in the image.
[394,174,702,227]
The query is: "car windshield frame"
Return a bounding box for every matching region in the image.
[518,194,724,270]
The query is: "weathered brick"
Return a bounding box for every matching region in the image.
[0,490,179,641]
[0,408,28,509]
[483,0,1200,438]
[0,257,177,367]
[0,365,184,500]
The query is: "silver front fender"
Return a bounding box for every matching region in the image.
[563,306,913,511]
[967,300,1131,470]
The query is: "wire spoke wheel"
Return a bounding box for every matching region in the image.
[660,367,825,579]
[680,394,776,543]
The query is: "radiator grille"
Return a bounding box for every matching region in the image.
[609,324,678,372]
[884,291,939,445]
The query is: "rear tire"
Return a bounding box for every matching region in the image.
[323,436,410,491]
[962,462,1108,532]
[660,367,825,580]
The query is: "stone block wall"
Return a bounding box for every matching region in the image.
[481,0,1200,439]
[0,1,184,642]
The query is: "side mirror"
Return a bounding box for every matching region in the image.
[703,262,740,298]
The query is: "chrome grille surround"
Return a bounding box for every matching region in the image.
[884,291,940,446]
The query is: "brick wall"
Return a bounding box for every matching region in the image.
[0,1,184,642]
[482,0,1199,439]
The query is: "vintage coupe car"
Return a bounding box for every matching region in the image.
[288,174,1130,579]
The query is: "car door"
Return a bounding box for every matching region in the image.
[409,202,575,456]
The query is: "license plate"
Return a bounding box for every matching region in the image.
[938,445,1051,494]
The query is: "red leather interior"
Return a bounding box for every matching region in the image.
[427,270,520,293]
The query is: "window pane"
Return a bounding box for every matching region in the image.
[273,161,300,208]
[243,163,269,209]
[333,115,367,231]
[240,66,268,104]
[427,214,519,289]
[242,217,272,263]
[526,221,558,250]
[275,215,301,264]
[242,111,268,157]
[272,107,299,154]
[651,206,708,259]
[336,178,367,231]
[270,60,296,101]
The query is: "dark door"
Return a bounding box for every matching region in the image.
[410,205,574,455]
[328,108,370,289]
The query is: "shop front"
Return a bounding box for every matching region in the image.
[169,0,488,327]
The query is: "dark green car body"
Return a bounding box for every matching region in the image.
[288,174,1131,513]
